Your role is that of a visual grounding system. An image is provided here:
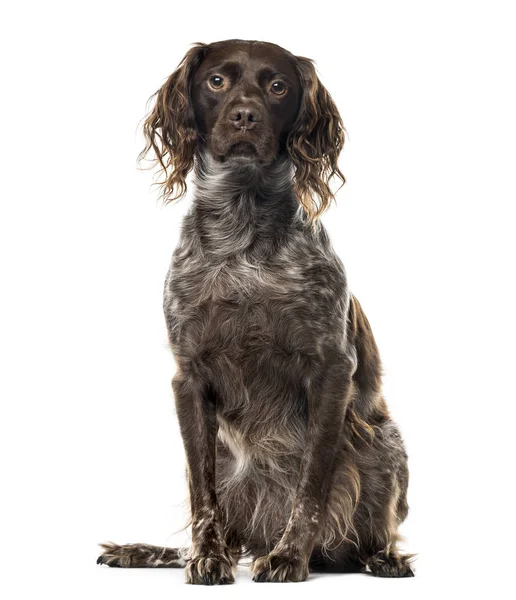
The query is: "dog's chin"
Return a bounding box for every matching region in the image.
[215,140,279,167]
[222,142,261,164]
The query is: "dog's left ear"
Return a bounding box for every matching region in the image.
[288,56,345,221]
[139,43,207,203]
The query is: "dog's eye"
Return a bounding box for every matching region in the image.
[270,81,287,96]
[208,75,225,90]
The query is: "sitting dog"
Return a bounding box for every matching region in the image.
[97,39,413,584]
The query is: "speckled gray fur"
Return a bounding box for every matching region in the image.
[98,39,413,583]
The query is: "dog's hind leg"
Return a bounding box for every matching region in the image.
[97,543,189,568]
[365,545,414,578]
[360,453,415,577]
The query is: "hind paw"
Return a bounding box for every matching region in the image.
[97,542,185,568]
[366,550,415,578]
[97,543,136,568]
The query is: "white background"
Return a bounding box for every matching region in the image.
[2,1,515,598]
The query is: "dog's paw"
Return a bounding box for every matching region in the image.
[97,543,136,568]
[251,553,309,583]
[366,550,415,578]
[96,542,186,568]
[185,554,235,585]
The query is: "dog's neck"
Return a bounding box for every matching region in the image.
[190,150,302,258]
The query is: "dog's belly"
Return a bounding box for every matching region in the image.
[208,322,310,467]
[215,414,305,551]
[195,299,313,549]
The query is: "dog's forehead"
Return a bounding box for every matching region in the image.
[197,41,298,78]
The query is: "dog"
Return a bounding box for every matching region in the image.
[97,39,413,584]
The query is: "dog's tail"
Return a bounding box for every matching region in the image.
[97,542,189,568]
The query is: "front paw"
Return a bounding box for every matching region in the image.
[185,553,235,585]
[251,553,309,583]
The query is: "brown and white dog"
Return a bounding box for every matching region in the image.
[97,39,414,584]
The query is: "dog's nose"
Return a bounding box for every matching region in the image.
[229,106,261,130]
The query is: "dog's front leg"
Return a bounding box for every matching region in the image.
[173,372,234,585]
[252,356,354,583]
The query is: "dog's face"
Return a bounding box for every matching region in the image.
[191,42,302,165]
[141,39,345,220]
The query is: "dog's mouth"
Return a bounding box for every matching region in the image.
[210,127,277,165]
[223,141,259,163]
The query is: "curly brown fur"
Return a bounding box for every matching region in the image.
[138,44,207,202]
[287,55,345,220]
[98,39,413,584]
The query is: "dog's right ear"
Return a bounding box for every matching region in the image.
[139,43,207,202]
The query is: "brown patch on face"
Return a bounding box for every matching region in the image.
[139,39,346,222]
[192,40,302,165]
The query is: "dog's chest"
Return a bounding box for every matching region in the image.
[171,243,309,310]
[173,257,287,338]
[166,235,347,354]
[197,258,275,301]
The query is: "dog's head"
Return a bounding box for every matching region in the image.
[140,39,345,220]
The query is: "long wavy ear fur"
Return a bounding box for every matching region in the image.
[139,43,207,202]
[287,56,345,222]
